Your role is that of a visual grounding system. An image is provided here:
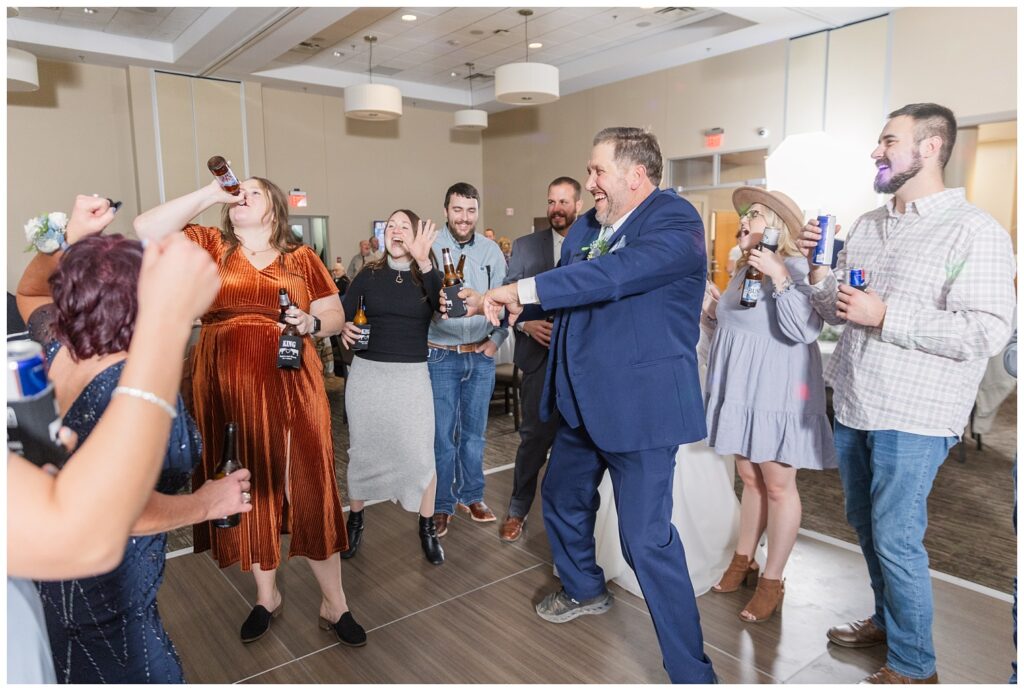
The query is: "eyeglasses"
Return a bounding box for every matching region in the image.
[740,209,764,221]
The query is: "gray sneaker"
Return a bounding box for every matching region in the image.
[535,588,612,623]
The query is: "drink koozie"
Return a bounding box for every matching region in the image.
[277,333,302,369]
[443,286,468,318]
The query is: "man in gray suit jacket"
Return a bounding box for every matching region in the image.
[498,176,583,542]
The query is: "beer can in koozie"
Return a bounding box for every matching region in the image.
[849,267,868,291]
[7,341,68,467]
[812,214,837,266]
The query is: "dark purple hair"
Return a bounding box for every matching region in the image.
[49,234,143,361]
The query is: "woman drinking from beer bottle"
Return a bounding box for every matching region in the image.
[702,187,836,622]
[133,176,365,647]
[338,209,446,565]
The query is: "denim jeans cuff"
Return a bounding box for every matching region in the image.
[885,657,936,681]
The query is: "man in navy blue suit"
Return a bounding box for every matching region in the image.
[480,127,715,683]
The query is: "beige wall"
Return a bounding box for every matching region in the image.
[890,7,1017,120]
[7,64,483,291]
[8,60,139,292]
[7,8,1015,292]
[483,8,1017,239]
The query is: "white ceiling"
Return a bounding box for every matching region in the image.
[7,6,893,112]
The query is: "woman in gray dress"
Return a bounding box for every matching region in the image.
[702,187,836,623]
[339,209,445,565]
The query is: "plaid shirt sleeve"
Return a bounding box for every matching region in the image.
[880,215,1016,361]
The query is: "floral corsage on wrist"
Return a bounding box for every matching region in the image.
[24,212,69,254]
[581,237,610,261]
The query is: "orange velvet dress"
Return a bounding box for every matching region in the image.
[185,225,346,571]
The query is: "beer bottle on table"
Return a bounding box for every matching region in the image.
[442,248,468,318]
[277,288,302,369]
[207,155,240,195]
[740,226,780,309]
[212,422,244,528]
[352,295,371,351]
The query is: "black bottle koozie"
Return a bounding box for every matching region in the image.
[7,383,70,468]
[277,333,302,369]
[443,286,468,318]
[352,325,371,351]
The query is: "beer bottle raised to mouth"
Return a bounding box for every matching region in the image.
[740,226,780,309]
[277,287,302,369]
[352,295,371,351]
[207,155,240,195]
[212,422,244,528]
[441,248,468,318]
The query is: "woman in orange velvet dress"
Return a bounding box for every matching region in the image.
[134,177,366,647]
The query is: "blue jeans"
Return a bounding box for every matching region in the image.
[427,349,496,515]
[834,422,956,680]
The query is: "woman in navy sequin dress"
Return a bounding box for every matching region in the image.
[16,211,252,684]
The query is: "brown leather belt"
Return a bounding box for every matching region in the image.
[428,339,487,354]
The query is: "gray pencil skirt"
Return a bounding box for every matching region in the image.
[344,356,435,512]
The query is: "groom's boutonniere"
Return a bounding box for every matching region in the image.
[581,237,610,260]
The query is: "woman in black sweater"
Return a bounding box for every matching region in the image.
[339,209,445,564]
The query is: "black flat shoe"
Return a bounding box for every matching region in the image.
[240,601,283,643]
[340,510,364,560]
[419,515,445,565]
[319,611,367,647]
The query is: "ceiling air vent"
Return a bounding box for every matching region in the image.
[292,38,325,54]
[655,7,698,15]
[465,71,494,81]
[372,65,402,76]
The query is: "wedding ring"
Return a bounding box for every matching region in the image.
[242,491,251,504]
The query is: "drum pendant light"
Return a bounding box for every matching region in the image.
[8,47,39,92]
[344,35,402,120]
[453,62,487,130]
[494,9,559,105]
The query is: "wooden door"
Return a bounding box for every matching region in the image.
[711,210,739,293]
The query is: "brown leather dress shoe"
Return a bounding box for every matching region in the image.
[499,515,526,542]
[862,666,938,684]
[433,512,452,537]
[827,617,887,648]
[457,501,496,522]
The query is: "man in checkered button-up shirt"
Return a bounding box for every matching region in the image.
[798,103,1016,685]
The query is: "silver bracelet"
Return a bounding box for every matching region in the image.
[112,386,178,419]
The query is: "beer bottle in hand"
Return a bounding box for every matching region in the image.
[212,422,244,528]
[740,227,780,309]
[352,295,371,351]
[456,253,466,281]
[207,155,240,195]
[441,248,468,318]
[277,287,302,369]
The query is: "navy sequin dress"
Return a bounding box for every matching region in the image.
[35,342,201,684]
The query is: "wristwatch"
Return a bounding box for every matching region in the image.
[311,316,322,335]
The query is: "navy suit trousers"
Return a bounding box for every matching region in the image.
[541,422,714,683]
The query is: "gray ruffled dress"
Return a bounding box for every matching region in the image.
[704,256,837,469]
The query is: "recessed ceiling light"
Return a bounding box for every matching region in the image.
[401,14,416,21]
[333,51,343,57]
[529,42,542,49]
[446,39,460,46]
[469,29,484,36]
[450,71,458,77]
[636,21,651,27]
[83,7,96,14]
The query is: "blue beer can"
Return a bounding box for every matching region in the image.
[849,267,868,291]
[812,214,837,266]
[7,340,48,400]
